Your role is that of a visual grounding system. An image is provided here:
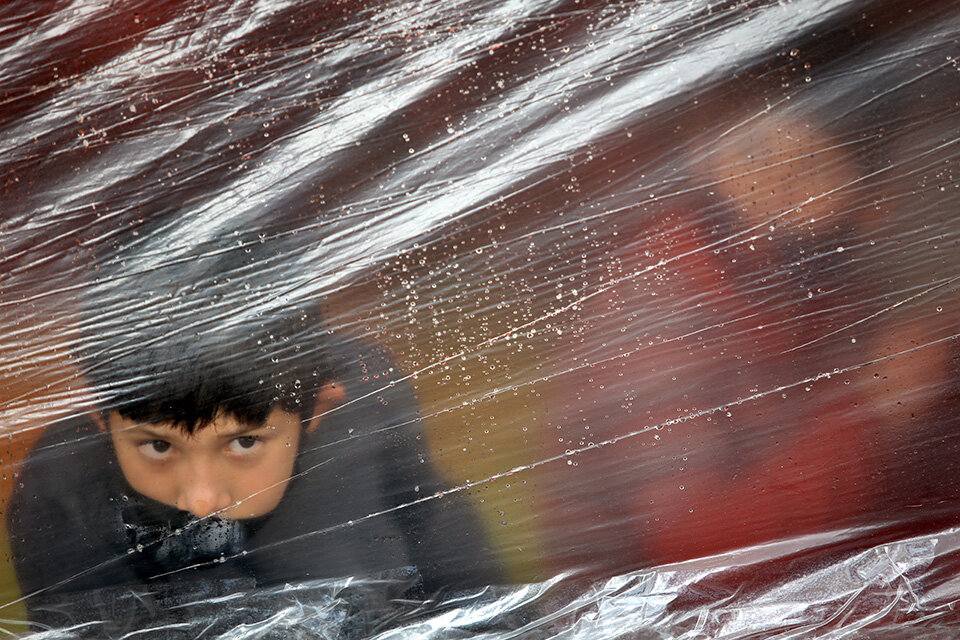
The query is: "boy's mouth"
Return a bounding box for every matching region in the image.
[120,497,248,572]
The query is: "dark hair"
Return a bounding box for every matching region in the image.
[77,226,334,432]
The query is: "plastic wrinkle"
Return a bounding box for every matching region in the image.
[3,0,960,637]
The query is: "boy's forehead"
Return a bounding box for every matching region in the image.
[108,405,302,433]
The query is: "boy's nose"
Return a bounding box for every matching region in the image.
[178,470,232,518]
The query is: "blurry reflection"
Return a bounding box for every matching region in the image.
[0,0,959,636]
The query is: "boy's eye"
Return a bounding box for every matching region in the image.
[139,440,173,459]
[228,435,262,454]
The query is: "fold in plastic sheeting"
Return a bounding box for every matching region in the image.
[2,0,960,637]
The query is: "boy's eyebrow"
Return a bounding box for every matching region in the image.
[124,422,269,439]
[120,420,269,438]
[128,425,179,439]
[214,422,268,438]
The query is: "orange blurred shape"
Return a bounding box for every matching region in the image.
[703,115,858,233]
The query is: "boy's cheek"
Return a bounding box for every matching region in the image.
[222,453,298,519]
[222,482,287,519]
[113,445,180,507]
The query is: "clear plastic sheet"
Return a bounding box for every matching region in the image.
[1,0,959,637]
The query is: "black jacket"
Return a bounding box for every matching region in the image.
[8,339,501,635]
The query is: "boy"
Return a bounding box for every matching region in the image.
[8,229,501,633]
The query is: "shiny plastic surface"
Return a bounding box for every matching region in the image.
[2,0,959,637]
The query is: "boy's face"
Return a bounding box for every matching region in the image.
[108,407,303,520]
